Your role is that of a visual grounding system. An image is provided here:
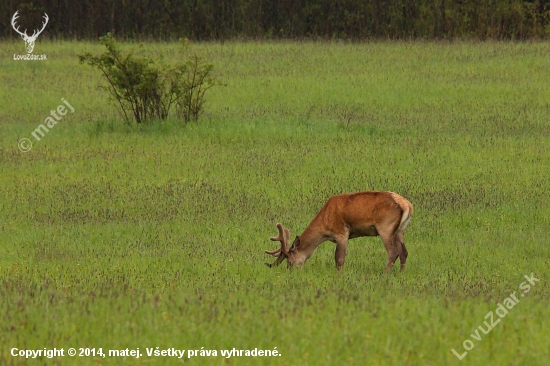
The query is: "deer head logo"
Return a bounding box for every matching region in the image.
[11,11,49,54]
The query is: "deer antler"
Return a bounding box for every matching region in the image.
[264,223,290,267]
[29,13,49,40]
[11,11,48,40]
[11,11,28,38]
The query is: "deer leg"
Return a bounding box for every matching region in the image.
[397,232,408,271]
[379,232,399,273]
[334,236,348,271]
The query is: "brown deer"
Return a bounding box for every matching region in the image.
[265,191,413,272]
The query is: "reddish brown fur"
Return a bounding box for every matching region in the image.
[265,191,413,272]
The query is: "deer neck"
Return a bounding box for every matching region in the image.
[295,223,326,258]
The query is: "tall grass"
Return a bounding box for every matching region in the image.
[0,40,549,365]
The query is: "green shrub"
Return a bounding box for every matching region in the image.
[78,33,219,124]
[173,53,218,123]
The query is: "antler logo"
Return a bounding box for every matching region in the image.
[11,10,49,54]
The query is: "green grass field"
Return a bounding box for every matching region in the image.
[1,40,549,365]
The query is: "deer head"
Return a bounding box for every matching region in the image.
[265,223,307,268]
[12,11,49,54]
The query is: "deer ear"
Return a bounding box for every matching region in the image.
[292,236,300,249]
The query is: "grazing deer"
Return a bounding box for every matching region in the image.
[11,11,49,54]
[265,191,413,272]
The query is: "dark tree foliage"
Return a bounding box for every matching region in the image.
[3,0,550,40]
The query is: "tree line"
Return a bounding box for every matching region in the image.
[2,0,550,41]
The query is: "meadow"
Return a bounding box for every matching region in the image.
[1,40,549,365]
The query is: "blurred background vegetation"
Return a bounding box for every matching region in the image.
[2,0,550,41]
